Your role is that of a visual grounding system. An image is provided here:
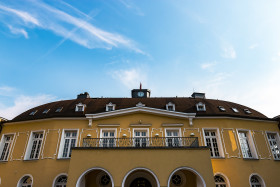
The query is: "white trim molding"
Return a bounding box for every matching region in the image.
[86,106,196,124]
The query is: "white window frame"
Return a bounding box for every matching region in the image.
[196,102,206,111]
[166,102,175,111]
[165,128,182,147]
[265,131,280,160]
[17,174,33,187]
[24,131,45,160]
[202,128,224,158]
[75,103,86,112]
[100,128,117,147]
[0,133,15,161]
[133,128,149,147]
[58,129,79,159]
[237,129,258,159]
[53,173,68,187]
[249,174,266,187]
[106,102,116,112]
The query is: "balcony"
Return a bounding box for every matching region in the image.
[82,137,199,148]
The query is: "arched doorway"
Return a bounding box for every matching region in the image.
[76,167,114,187]
[168,167,206,187]
[122,168,159,187]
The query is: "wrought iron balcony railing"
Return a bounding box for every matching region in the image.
[82,137,199,148]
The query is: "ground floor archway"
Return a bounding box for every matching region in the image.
[122,168,159,187]
[76,167,114,187]
[168,167,206,187]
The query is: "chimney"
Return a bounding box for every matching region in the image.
[77,92,90,99]
[191,92,205,99]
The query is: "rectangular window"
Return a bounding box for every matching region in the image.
[28,132,44,159]
[238,131,253,158]
[0,135,14,161]
[204,130,221,157]
[101,130,116,147]
[134,130,148,147]
[165,129,180,147]
[62,131,77,158]
[267,133,280,160]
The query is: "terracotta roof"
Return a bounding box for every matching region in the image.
[8,97,273,123]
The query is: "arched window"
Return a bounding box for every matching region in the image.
[250,175,262,187]
[19,176,32,187]
[214,175,227,187]
[54,175,67,187]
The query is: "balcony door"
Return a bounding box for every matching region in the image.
[166,129,181,147]
[134,129,148,147]
[101,130,116,147]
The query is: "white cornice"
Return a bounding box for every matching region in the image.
[195,116,277,123]
[4,117,87,125]
[86,106,196,120]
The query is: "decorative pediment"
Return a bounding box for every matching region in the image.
[136,102,145,107]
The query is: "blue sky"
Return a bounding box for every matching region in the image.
[1,0,280,119]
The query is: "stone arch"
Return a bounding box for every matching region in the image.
[76,167,114,187]
[122,167,160,187]
[168,167,206,187]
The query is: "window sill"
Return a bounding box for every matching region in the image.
[23,159,39,162]
[243,158,259,160]
[211,157,225,159]
[57,157,71,160]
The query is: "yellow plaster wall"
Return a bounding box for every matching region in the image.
[0,113,279,187]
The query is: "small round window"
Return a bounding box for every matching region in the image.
[100,174,110,186]
[171,174,182,186]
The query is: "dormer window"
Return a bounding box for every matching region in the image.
[106,102,116,112]
[218,106,226,112]
[42,109,50,114]
[244,109,252,114]
[55,107,63,113]
[166,102,175,111]
[196,102,206,111]
[75,103,86,112]
[231,108,239,113]
[29,110,37,115]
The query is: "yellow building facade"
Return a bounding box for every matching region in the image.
[0,90,279,187]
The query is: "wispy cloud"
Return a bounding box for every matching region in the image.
[7,25,28,38]
[0,94,55,120]
[221,45,236,59]
[119,0,144,16]
[200,61,217,71]
[249,43,259,49]
[0,1,143,53]
[111,68,147,89]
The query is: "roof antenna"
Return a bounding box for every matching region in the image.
[140,82,142,90]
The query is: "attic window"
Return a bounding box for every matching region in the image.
[231,108,239,113]
[244,109,252,114]
[218,106,226,112]
[75,103,86,112]
[106,102,116,112]
[42,109,50,114]
[166,102,175,111]
[196,102,206,111]
[55,107,63,113]
[29,110,37,115]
